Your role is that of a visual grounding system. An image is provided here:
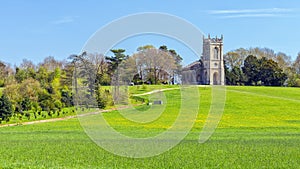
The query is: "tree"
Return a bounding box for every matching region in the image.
[19,78,41,102]
[224,51,243,70]
[293,52,300,74]
[284,67,298,86]
[126,46,177,84]
[0,94,13,122]
[275,52,291,71]
[38,89,54,111]
[60,63,74,87]
[36,66,49,88]
[225,47,294,86]
[18,59,36,79]
[0,61,9,87]
[231,66,246,85]
[242,55,260,85]
[2,83,21,105]
[159,45,183,84]
[106,49,128,102]
[39,56,63,71]
[259,57,287,86]
[90,53,110,86]
[225,63,246,86]
[224,63,232,85]
[69,52,96,106]
[137,45,155,52]
[20,59,35,70]
[106,49,128,75]
[61,86,74,107]
[21,97,31,111]
[249,47,276,60]
[15,67,27,83]
[241,55,287,86]
[95,87,113,109]
[119,54,138,84]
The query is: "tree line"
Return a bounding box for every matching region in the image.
[0,45,182,122]
[1,45,300,123]
[0,56,74,123]
[224,47,300,86]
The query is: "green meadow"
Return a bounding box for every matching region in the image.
[0,86,300,168]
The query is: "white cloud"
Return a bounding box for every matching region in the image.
[51,16,75,25]
[209,8,294,18]
[221,13,277,18]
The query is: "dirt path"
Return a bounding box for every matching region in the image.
[0,105,130,128]
[132,87,180,96]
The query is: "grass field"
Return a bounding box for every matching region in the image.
[0,86,300,168]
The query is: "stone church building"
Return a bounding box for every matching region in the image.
[182,35,225,85]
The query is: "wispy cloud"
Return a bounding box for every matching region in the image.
[209,8,294,18]
[51,16,76,25]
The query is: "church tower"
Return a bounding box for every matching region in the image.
[202,35,225,85]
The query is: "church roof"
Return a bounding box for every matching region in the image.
[183,60,202,71]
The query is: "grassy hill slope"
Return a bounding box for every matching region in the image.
[0,86,299,168]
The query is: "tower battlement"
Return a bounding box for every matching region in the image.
[182,34,225,85]
[205,34,223,43]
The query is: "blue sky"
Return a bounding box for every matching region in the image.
[1,0,300,66]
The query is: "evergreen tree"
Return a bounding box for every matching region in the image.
[0,95,13,122]
[242,55,260,85]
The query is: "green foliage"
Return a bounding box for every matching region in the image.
[20,97,31,111]
[54,100,62,110]
[259,57,287,86]
[0,61,8,87]
[0,79,4,87]
[0,87,3,96]
[0,94,13,122]
[61,88,74,107]
[15,67,27,83]
[25,112,30,120]
[2,58,76,123]
[225,66,246,85]
[295,79,300,87]
[95,86,113,109]
[38,89,54,111]
[242,55,260,85]
[230,55,288,86]
[36,66,49,88]
[106,49,128,75]
[224,47,300,87]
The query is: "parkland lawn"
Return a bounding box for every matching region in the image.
[0,86,299,168]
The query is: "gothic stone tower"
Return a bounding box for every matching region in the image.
[202,35,225,85]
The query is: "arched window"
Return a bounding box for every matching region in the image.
[214,47,218,59]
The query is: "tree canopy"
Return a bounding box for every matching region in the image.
[224,47,295,86]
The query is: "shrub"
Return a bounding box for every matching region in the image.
[25,112,31,120]
[96,88,114,109]
[54,100,62,109]
[48,111,52,117]
[295,79,300,87]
